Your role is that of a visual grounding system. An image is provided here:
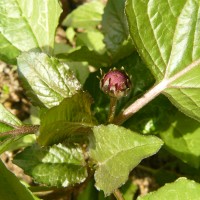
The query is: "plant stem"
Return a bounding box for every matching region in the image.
[108,97,118,123]
[113,189,125,200]
[0,125,39,137]
[113,80,168,125]
[137,164,157,174]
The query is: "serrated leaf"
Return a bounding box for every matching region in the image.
[138,178,200,200]
[17,52,82,108]
[62,1,104,30]
[13,144,87,187]
[126,0,200,122]
[102,0,130,54]
[0,159,39,200]
[89,124,163,195]
[0,0,62,63]
[159,111,200,168]
[38,92,96,146]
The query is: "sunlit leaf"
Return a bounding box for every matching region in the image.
[160,111,200,168]
[89,124,163,195]
[0,0,62,63]
[14,144,87,187]
[62,1,104,30]
[126,0,200,121]
[138,178,200,200]
[17,52,82,108]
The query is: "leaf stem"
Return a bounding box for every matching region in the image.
[113,80,168,125]
[0,125,39,137]
[113,188,125,200]
[108,97,118,123]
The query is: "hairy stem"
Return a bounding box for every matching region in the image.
[113,189,125,200]
[0,125,40,137]
[108,97,118,123]
[113,80,168,125]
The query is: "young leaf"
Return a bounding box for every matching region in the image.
[38,92,96,146]
[89,124,163,195]
[138,177,200,200]
[159,111,200,168]
[126,0,200,122]
[62,1,104,30]
[102,0,131,54]
[0,0,62,63]
[13,144,87,187]
[0,159,39,200]
[17,52,82,108]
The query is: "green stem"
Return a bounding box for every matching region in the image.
[0,125,39,137]
[108,97,118,123]
[113,189,125,200]
[137,164,157,174]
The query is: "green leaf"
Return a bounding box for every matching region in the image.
[62,1,104,30]
[0,0,62,62]
[0,34,21,64]
[0,104,22,127]
[159,111,200,168]
[102,0,130,54]
[126,0,200,122]
[57,46,111,68]
[54,43,73,55]
[66,27,76,44]
[17,52,82,108]
[67,62,89,85]
[13,144,87,187]
[124,95,173,135]
[76,31,106,54]
[0,159,39,200]
[109,37,135,63]
[38,92,96,146]
[89,124,163,195]
[138,177,200,200]
[0,104,24,154]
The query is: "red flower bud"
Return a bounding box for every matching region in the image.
[100,69,132,99]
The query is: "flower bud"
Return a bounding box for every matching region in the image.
[100,69,132,99]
